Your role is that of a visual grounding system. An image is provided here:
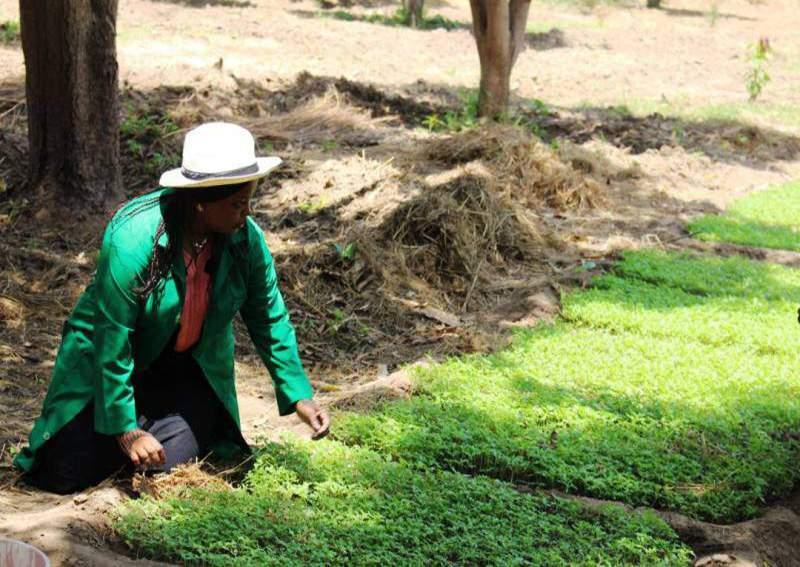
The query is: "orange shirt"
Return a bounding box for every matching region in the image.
[174,243,212,352]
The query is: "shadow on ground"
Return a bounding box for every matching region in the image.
[660,6,755,21]
[148,0,255,7]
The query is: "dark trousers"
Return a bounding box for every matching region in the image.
[25,348,246,495]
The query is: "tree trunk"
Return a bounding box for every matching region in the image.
[646,0,661,7]
[469,0,531,119]
[19,0,122,208]
[403,0,424,27]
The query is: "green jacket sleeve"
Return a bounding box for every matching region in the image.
[240,220,313,415]
[91,223,143,435]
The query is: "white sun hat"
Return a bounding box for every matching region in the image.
[159,122,282,189]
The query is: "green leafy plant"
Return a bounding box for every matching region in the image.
[120,103,182,178]
[745,37,772,101]
[334,249,800,523]
[423,89,479,132]
[334,242,357,261]
[529,98,552,117]
[421,113,444,132]
[0,20,19,45]
[116,440,692,565]
[327,308,349,334]
[689,179,800,250]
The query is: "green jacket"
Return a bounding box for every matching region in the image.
[15,188,313,472]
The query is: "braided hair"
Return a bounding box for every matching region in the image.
[113,182,252,301]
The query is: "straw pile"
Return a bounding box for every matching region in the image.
[245,88,388,146]
[326,170,550,313]
[381,173,540,284]
[132,462,232,500]
[424,124,603,210]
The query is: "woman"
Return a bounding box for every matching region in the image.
[14,122,330,494]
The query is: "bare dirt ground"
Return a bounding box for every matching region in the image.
[1,0,800,564]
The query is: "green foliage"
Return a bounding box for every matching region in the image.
[320,8,463,31]
[297,198,326,215]
[116,440,692,565]
[327,308,349,334]
[745,37,772,102]
[0,20,19,45]
[333,250,800,523]
[321,139,339,152]
[423,89,479,132]
[120,102,181,175]
[608,104,632,118]
[423,93,552,136]
[334,242,357,261]
[689,180,800,250]
[529,98,553,117]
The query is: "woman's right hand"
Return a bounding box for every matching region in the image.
[117,429,166,468]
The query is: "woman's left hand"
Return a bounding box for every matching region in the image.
[295,399,330,440]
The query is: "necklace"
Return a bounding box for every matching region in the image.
[191,236,208,255]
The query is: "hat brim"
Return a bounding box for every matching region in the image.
[158,156,283,189]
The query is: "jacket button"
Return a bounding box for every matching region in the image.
[43,432,50,440]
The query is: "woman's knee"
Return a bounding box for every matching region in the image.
[143,414,200,470]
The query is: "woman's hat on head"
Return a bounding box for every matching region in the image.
[159,122,282,189]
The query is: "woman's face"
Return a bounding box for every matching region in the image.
[199,180,256,235]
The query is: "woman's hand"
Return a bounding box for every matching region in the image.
[295,399,330,440]
[117,429,166,468]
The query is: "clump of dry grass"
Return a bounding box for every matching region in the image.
[556,139,643,181]
[344,170,551,312]
[132,462,232,500]
[245,88,388,146]
[381,173,539,284]
[276,168,552,329]
[424,124,603,210]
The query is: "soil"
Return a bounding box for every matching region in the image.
[1,0,800,564]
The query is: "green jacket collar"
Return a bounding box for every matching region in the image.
[155,189,248,297]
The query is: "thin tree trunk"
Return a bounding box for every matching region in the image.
[509,0,531,67]
[470,0,531,119]
[403,0,424,27]
[20,0,121,207]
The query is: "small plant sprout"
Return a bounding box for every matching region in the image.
[422,114,444,132]
[298,198,325,215]
[707,1,720,26]
[333,242,357,261]
[745,37,772,102]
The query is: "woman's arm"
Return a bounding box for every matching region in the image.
[92,223,144,436]
[87,213,168,467]
[238,220,321,419]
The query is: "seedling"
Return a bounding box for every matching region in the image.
[745,37,772,102]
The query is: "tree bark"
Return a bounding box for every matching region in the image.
[469,0,531,119]
[403,0,424,27]
[19,0,121,207]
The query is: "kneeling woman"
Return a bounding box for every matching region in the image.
[14,122,330,494]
